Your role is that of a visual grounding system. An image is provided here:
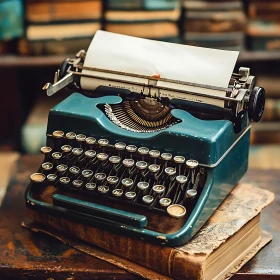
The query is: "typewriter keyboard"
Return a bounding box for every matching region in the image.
[31,131,207,219]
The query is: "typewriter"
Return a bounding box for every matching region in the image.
[25,31,265,246]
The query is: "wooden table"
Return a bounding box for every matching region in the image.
[0,153,279,280]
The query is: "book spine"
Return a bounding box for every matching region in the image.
[262,99,280,121]
[27,208,203,280]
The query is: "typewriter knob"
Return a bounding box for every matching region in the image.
[248,87,265,122]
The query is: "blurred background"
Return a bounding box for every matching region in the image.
[0,0,279,154]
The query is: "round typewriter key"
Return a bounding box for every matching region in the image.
[165,167,176,176]
[98,139,109,147]
[61,145,72,153]
[41,162,53,171]
[76,134,86,142]
[125,191,136,200]
[159,198,172,207]
[69,166,80,175]
[114,142,126,151]
[72,148,83,156]
[136,161,148,170]
[56,164,68,173]
[82,169,93,178]
[107,176,119,185]
[52,130,64,138]
[47,174,57,182]
[72,180,83,188]
[174,156,185,164]
[94,173,106,181]
[167,204,186,218]
[148,164,160,173]
[138,147,149,155]
[176,175,188,184]
[66,132,76,140]
[152,185,165,194]
[112,188,123,197]
[59,177,70,185]
[186,189,197,199]
[137,182,149,191]
[52,152,62,160]
[85,150,97,158]
[142,195,154,204]
[161,153,172,161]
[122,178,134,188]
[126,145,137,153]
[98,185,109,194]
[85,182,96,191]
[149,150,160,158]
[40,146,52,155]
[109,156,121,164]
[122,158,135,168]
[85,137,96,145]
[97,153,109,161]
[30,173,46,183]
[186,159,199,169]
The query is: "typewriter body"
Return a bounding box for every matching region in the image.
[25,31,265,246]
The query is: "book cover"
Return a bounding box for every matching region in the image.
[25,183,274,280]
[262,98,280,121]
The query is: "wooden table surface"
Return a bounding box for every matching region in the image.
[0,151,279,280]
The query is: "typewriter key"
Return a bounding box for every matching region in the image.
[61,145,72,153]
[165,167,176,176]
[109,156,121,164]
[72,180,83,188]
[114,142,126,151]
[30,173,46,183]
[126,145,137,153]
[176,175,188,184]
[125,191,136,200]
[112,188,123,197]
[52,152,62,160]
[97,153,109,161]
[167,204,186,218]
[123,158,135,168]
[40,146,52,155]
[85,182,96,191]
[152,185,165,194]
[186,189,197,199]
[66,132,76,140]
[85,137,96,146]
[76,134,86,142]
[149,150,160,158]
[138,147,149,155]
[137,182,149,191]
[94,173,106,182]
[142,195,154,204]
[159,198,172,207]
[72,148,83,156]
[98,139,109,146]
[41,162,53,171]
[56,164,68,173]
[69,166,80,175]
[136,161,148,170]
[82,169,93,178]
[98,185,109,194]
[59,177,70,185]
[52,130,64,138]
[122,178,134,188]
[85,150,97,158]
[174,156,185,164]
[186,159,199,169]
[161,153,172,161]
[107,176,119,185]
[47,173,57,182]
[148,164,160,173]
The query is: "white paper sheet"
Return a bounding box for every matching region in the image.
[81,30,239,107]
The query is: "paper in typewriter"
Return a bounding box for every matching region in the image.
[81,30,239,107]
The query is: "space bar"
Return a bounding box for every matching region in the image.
[53,194,147,228]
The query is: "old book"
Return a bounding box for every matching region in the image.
[251,122,280,144]
[256,75,280,97]
[261,98,280,121]
[26,184,274,280]
[248,1,280,21]
[183,1,243,11]
[25,0,102,23]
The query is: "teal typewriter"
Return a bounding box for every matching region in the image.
[25,31,265,246]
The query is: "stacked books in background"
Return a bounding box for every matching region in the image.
[182,0,247,50]
[104,0,181,42]
[0,0,24,54]
[18,0,102,55]
[247,1,280,51]
[251,75,280,144]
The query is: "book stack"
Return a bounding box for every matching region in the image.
[182,0,247,50]
[0,0,24,54]
[19,0,102,55]
[247,1,280,51]
[103,0,181,43]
